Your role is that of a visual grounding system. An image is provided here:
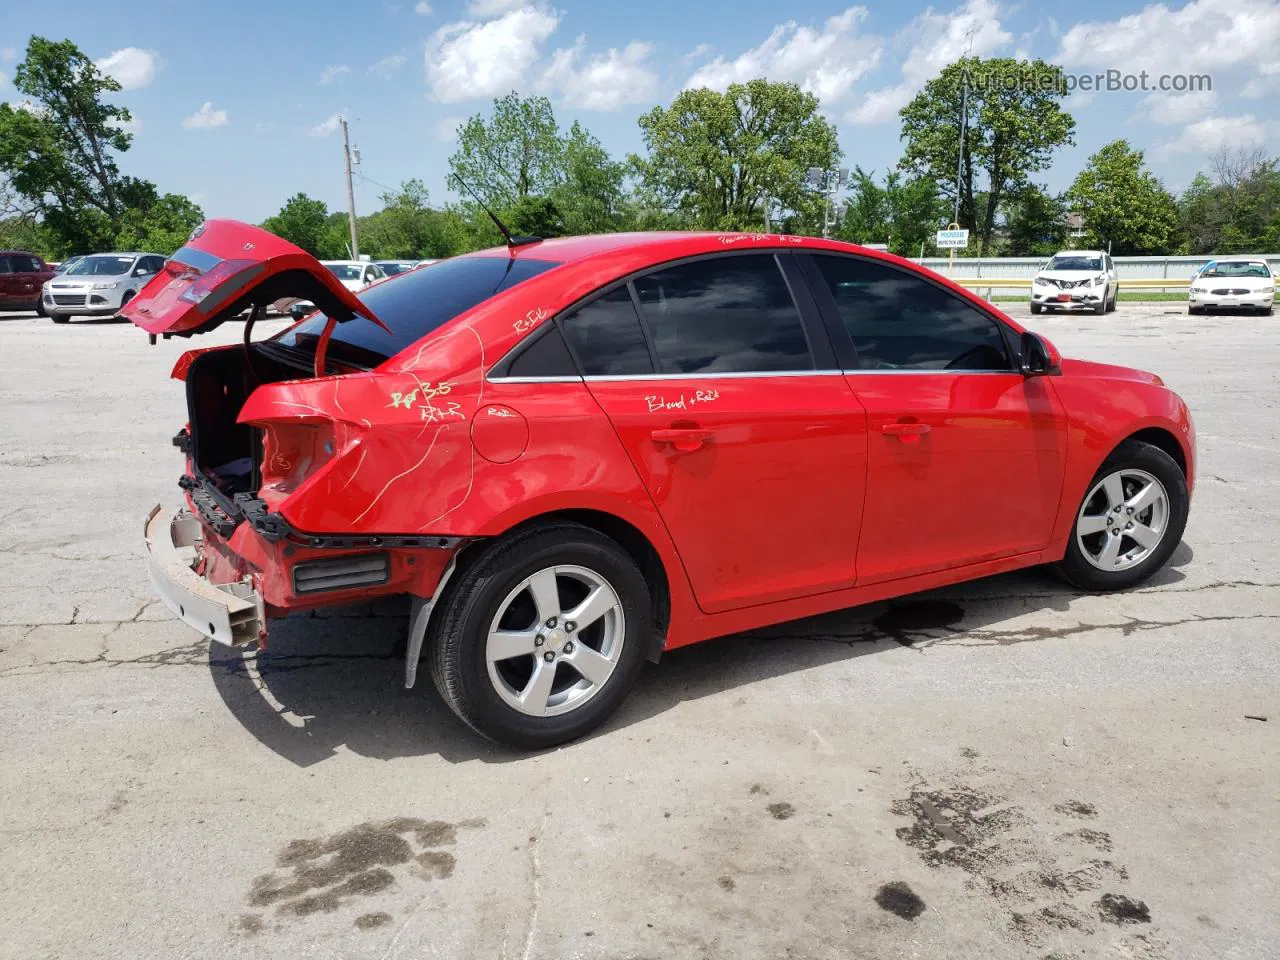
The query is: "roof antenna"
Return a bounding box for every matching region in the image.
[448,173,541,249]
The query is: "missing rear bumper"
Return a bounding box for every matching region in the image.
[144,505,265,646]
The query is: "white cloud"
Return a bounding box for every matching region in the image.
[1144,89,1218,125]
[320,64,351,85]
[685,7,882,107]
[682,43,713,64]
[468,0,524,14]
[0,48,15,61]
[183,102,228,129]
[0,69,7,90]
[1158,114,1266,157]
[432,115,465,141]
[95,47,161,90]
[309,112,344,137]
[370,53,408,77]
[1056,0,1280,123]
[415,0,432,11]
[426,4,559,102]
[848,0,1011,123]
[542,40,658,110]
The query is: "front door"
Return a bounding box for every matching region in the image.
[805,253,1066,584]
[562,254,869,614]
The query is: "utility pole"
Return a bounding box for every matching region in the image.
[954,65,968,227]
[340,116,359,259]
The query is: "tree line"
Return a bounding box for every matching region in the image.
[2,37,1278,263]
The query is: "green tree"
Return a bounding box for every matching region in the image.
[449,93,563,207]
[115,192,204,254]
[1067,140,1178,254]
[358,179,456,259]
[261,193,332,256]
[0,37,148,254]
[551,122,628,234]
[900,57,1076,254]
[1004,184,1068,256]
[836,167,942,256]
[631,79,840,231]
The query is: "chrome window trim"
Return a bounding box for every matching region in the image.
[487,368,1018,383]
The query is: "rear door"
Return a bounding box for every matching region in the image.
[802,253,1066,585]
[572,252,869,615]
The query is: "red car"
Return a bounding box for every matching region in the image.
[127,221,1195,748]
[0,250,55,314]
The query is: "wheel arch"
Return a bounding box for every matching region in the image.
[1120,426,1187,477]
[431,507,676,664]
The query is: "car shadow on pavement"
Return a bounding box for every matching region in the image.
[208,542,1191,768]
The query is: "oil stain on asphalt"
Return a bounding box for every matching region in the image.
[875,881,926,920]
[243,816,484,930]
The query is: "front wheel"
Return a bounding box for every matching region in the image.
[35,299,47,317]
[1056,440,1188,592]
[1030,302,1043,315]
[51,313,70,324]
[430,523,652,749]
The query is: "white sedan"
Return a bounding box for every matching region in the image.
[1188,259,1275,315]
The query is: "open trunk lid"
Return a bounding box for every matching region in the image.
[120,219,388,337]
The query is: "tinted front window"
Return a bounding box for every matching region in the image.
[68,256,133,276]
[562,286,653,376]
[278,256,561,365]
[813,255,1011,371]
[631,255,811,374]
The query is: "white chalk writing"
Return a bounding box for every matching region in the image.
[645,389,720,413]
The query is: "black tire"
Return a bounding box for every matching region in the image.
[1262,304,1273,316]
[1092,298,1106,315]
[1106,288,1118,312]
[1187,306,1199,315]
[1030,302,1042,315]
[35,299,47,317]
[1056,439,1189,592]
[51,314,70,324]
[430,522,652,749]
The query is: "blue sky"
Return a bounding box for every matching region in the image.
[1,0,1276,223]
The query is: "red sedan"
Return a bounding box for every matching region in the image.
[126,221,1195,748]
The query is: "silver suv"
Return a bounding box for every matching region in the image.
[43,252,165,323]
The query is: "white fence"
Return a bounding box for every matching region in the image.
[913,254,1280,283]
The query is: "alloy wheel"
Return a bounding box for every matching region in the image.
[1075,468,1170,572]
[485,564,626,717]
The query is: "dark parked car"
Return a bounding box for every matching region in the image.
[0,251,56,315]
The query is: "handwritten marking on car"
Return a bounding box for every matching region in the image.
[718,233,804,246]
[388,381,455,411]
[487,406,515,418]
[419,400,465,423]
[513,306,547,334]
[645,389,720,413]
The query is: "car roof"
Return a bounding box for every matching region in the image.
[321,260,368,266]
[1207,257,1267,263]
[78,251,152,258]
[1051,250,1105,257]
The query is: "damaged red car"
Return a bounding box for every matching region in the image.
[127,221,1195,748]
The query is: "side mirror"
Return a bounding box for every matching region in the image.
[1020,330,1060,376]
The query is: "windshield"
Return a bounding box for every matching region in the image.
[377,262,413,276]
[1201,262,1270,278]
[67,255,133,276]
[326,264,363,281]
[1047,256,1102,272]
[276,255,562,366]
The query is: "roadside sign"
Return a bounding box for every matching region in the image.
[936,228,970,249]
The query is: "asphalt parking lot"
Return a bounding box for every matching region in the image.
[0,303,1276,960]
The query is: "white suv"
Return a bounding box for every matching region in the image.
[1030,250,1118,315]
[43,252,165,323]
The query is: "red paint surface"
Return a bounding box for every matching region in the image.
[132,223,1195,648]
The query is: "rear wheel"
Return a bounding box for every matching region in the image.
[430,523,652,749]
[1056,440,1188,592]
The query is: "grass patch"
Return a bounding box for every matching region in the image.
[990,292,1189,303]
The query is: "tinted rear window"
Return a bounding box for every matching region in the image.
[277,256,561,365]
